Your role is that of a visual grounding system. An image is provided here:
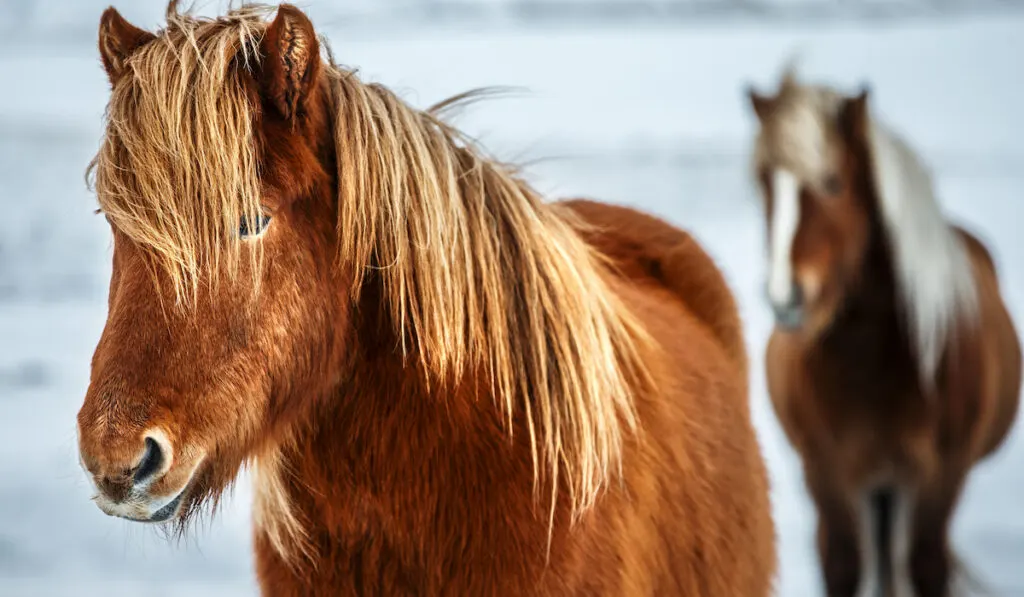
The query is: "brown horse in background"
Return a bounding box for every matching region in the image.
[748,70,1021,597]
[74,3,775,595]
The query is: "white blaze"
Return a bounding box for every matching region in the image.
[768,168,801,306]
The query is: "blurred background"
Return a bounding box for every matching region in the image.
[1,0,1022,595]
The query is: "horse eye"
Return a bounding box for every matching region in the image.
[238,214,272,238]
[823,175,843,196]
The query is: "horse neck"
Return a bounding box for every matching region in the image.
[260,108,572,563]
[272,276,545,556]
[817,218,913,370]
[283,110,503,476]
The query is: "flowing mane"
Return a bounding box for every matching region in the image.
[90,4,652,559]
[753,72,979,387]
[865,115,979,385]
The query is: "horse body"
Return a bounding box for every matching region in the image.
[768,222,1019,480]
[750,71,1021,597]
[255,200,774,596]
[766,226,1020,597]
[75,4,775,595]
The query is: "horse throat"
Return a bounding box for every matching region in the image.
[818,220,911,370]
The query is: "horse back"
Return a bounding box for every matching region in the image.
[555,198,774,596]
[953,226,1022,459]
[558,199,747,372]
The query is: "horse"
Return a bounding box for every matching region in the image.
[75,3,776,594]
[747,69,1021,597]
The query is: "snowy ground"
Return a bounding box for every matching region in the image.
[1,6,1023,596]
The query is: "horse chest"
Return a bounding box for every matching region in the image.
[794,352,931,482]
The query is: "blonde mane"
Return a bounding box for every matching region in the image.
[866,112,979,387]
[754,72,979,387]
[92,5,652,563]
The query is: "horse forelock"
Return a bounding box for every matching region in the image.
[92,4,653,563]
[753,83,844,190]
[91,5,274,303]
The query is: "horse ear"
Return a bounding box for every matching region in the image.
[841,87,871,141]
[747,86,775,122]
[98,7,155,86]
[259,4,321,122]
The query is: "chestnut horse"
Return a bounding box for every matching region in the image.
[75,3,775,595]
[748,70,1021,597]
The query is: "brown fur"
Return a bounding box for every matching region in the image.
[750,73,1021,597]
[76,4,776,595]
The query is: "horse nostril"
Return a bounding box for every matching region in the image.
[133,437,164,485]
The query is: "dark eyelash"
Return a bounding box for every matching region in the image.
[238,214,272,238]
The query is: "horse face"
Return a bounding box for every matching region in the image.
[78,222,340,523]
[77,5,339,526]
[750,87,873,335]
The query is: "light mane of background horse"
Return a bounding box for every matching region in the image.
[757,71,979,389]
[89,3,652,562]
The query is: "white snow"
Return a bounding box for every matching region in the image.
[0,5,1022,596]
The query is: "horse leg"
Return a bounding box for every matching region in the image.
[807,473,860,597]
[853,486,917,597]
[889,487,916,597]
[908,475,966,597]
[853,488,887,597]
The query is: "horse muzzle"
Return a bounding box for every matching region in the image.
[81,429,196,524]
[768,281,806,330]
[771,301,805,330]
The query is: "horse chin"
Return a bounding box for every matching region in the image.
[772,316,803,332]
[102,458,209,526]
[125,488,187,524]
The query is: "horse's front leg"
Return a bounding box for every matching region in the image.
[908,472,967,597]
[806,469,861,597]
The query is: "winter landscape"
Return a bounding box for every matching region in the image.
[0,1,1022,595]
